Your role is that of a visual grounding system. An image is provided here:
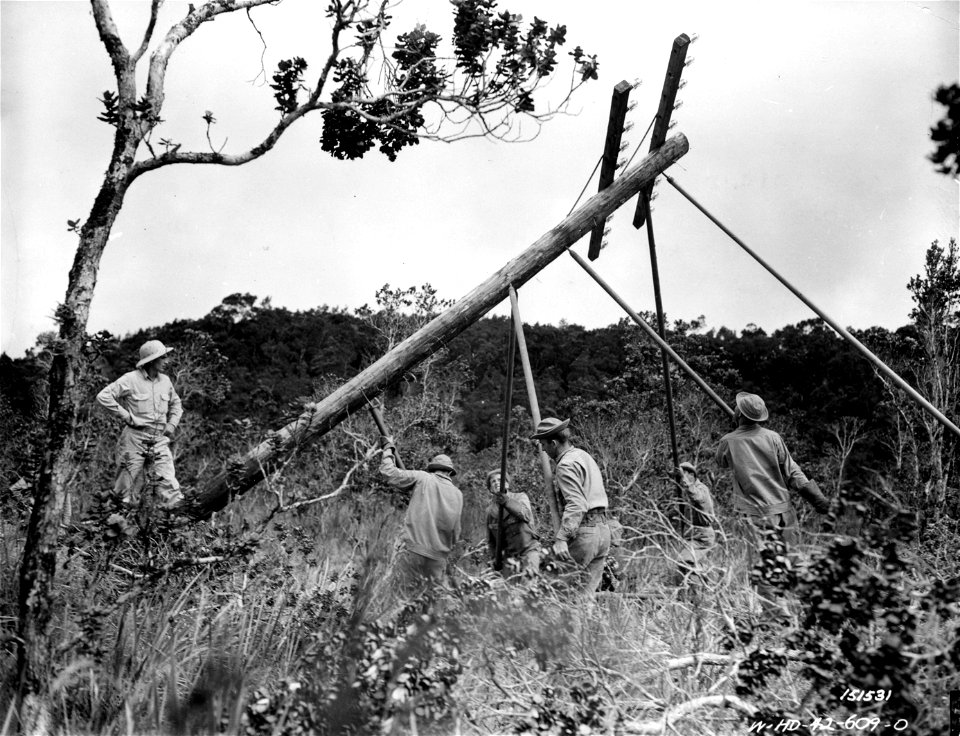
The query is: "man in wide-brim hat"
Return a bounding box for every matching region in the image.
[96,339,184,507]
[716,392,830,597]
[531,416,611,593]
[379,438,463,596]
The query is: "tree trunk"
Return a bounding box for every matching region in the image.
[15,130,137,714]
[188,134,689,518]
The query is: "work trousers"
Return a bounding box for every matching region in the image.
[393,548,447,598]
[114,427,182,505]
[566,522,612,593]
[743,507,800,613]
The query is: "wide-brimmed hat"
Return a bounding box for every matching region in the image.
[679,461,697,475]
[137,339,173,367]
[426,454,456,475]
[735,392,769,422]
[530,417,570,440]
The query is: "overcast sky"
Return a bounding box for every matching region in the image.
[2,0,958,357]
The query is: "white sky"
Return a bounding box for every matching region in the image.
[2,0,958,357]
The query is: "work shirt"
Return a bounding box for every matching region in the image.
[380,453,463,561]
[96,368,183,436]
[683,479,717,547]
[486,491,539,559]
[554,446,608,542]
[716,424,808,518]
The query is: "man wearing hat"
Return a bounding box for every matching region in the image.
[485,469,541,575]
[531,417,611,592]
[96,339,184,507]
[676,461,719,583]
[379,438,463,594]
[716,391,830,550]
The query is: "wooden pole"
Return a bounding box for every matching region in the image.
[641,193,681,472]
[634,33,690,228]
[509,286,561,533]
[664,172,960,441]
[566,248,734,419]
[495,316,517,571]
[588,80,633,260]
[187,134,689,519]
[367,401,404,469]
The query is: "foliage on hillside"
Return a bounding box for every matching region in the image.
[1,241,958,733]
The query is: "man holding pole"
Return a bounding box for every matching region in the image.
[379,437,463,596]
[485,469,541,576]
[532,417,611,593]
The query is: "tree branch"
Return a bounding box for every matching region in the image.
[131,0,162,64]
[91,0,131,79]
[623,694,758,734]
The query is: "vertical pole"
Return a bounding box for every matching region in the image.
[495,313,517,571]
[642,193,681,472]
[368,401,404,469]
[509,286,561,533]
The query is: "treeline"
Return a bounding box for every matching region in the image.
[2,272,956,521]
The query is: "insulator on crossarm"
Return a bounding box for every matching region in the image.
[673,100,683,111]
[626,101,638,113]
[632,78,642,89]
[616,157,628,170]
[650,190,659,202]
[600,238,610,251]
[603,226,612,238]
[689,33,700,44]
[668,120,678,131]
[684,56,695,67]
[618,141,630,154]
[678,79,687,90]
[623,121,634,133]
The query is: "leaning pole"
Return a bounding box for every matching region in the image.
[189,134,689,518]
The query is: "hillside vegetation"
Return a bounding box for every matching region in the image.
[1,242,958,734]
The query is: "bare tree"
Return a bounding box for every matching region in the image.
[16,0,598,720]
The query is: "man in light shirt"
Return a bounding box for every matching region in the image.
[379,438,463,596]
[532,417,611,593]
[97,339,183,507]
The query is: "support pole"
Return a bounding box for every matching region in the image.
[367,401,404,469]
[188,135,688,519]
[509,286,561,533]
[589,80,633,260]
[495,315,518,572]
[641,193,681,472]
[566,248,734,419]
[664,173,960,441]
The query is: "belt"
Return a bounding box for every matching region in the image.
[580,507,608,526]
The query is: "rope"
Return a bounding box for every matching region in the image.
[567,155,603,216]
[618,114,657,175]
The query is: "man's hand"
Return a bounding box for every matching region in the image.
[126,414,148,429]
[552,538,572,562]
[494,491,507,507]
[163,423,176,439]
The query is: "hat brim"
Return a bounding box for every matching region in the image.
[137,346,173,367]
[427,463,456,475]
[530,418,570,440]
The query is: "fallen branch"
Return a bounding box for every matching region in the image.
[623,694,758,734]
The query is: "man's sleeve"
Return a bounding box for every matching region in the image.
[554,460,589,542]
[503,494,533,524]
[378,452,418,490]
[96,376,131,424]
[778,437,809,490]
[167,381,184,428]
[715,437,730,468]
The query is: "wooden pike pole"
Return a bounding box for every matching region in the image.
[509,286,561,533]
[188,134,689,519]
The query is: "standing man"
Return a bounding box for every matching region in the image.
[676,461,719,584]
[379,438,463,595]
[96,339,184,507]
[716,392,830,549]
[485,469,541,576]
[531,417,611,593]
